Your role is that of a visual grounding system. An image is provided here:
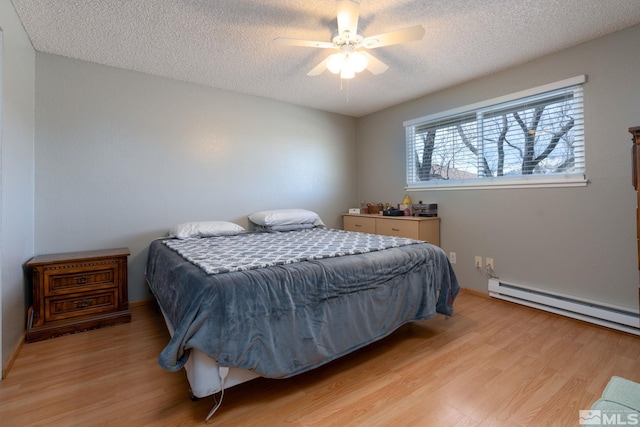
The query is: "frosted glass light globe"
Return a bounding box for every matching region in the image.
[350,51,368,73]
[326,54,345,74]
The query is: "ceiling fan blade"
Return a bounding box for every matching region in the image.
[274,37,335,49]
[307,56,331,76]
[361,51,389,75]
[336,0,360,38]
[362,25,425,49]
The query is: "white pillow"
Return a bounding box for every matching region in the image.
[248,209,325,227]
[169,221,245,239]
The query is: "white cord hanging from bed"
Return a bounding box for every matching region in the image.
[205,366,229,422]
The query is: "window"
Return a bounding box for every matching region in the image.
[404,76,586,190]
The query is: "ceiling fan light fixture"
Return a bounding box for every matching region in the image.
[327,50,368,78]
[276,1,425,80]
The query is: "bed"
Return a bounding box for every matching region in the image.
[145,210,460,419]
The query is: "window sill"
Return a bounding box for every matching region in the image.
[405,175,588,191]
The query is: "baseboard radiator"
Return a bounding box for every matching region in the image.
[488,278,640,335]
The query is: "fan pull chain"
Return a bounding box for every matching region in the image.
[339,78,350,103]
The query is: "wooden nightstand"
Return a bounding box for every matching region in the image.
[26,248,131,343]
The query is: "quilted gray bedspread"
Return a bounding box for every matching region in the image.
[146,229,460,378]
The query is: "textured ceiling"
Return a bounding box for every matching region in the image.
[11,0,640,117]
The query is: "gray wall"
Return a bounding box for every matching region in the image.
[34,53,358,302]
[357,24,640,310]
[0,0,36,371]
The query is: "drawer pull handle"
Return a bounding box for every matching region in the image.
[392,228,400,231]
[75,298,94,308]
[355,224,362,227]
[75,276,88,284]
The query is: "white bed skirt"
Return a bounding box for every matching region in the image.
[184,348,261,398]
[160,307,260,398]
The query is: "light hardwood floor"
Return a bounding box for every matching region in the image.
[1,290,638,426]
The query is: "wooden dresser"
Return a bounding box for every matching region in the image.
[343,214,440,246]
[630,126,640,307]
[26,248,131,342]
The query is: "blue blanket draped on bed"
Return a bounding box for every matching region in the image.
[146,229,460,379]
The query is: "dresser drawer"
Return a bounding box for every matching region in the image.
[343,214,440,246]
[45,264,118,296]
[375,218,420,239]
[45,290,118,322]
[343,215,376,234]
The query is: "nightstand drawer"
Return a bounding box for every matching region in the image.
[343,215,376,234]
[375,219,419,239]
[45,266,117,295]
[46,290,118,322]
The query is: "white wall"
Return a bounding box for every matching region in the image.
[357,24,640,309]
[34,53,358,302]
[0,0,35,372]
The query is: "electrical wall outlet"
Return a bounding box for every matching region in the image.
[475,256,482,268]
[449,252,456,264]
[486,257,494,270]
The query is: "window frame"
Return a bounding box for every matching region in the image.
[404,75,588,191]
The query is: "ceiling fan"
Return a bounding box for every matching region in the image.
[274,0,425,79]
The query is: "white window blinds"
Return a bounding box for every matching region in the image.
[405,76,586,190]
